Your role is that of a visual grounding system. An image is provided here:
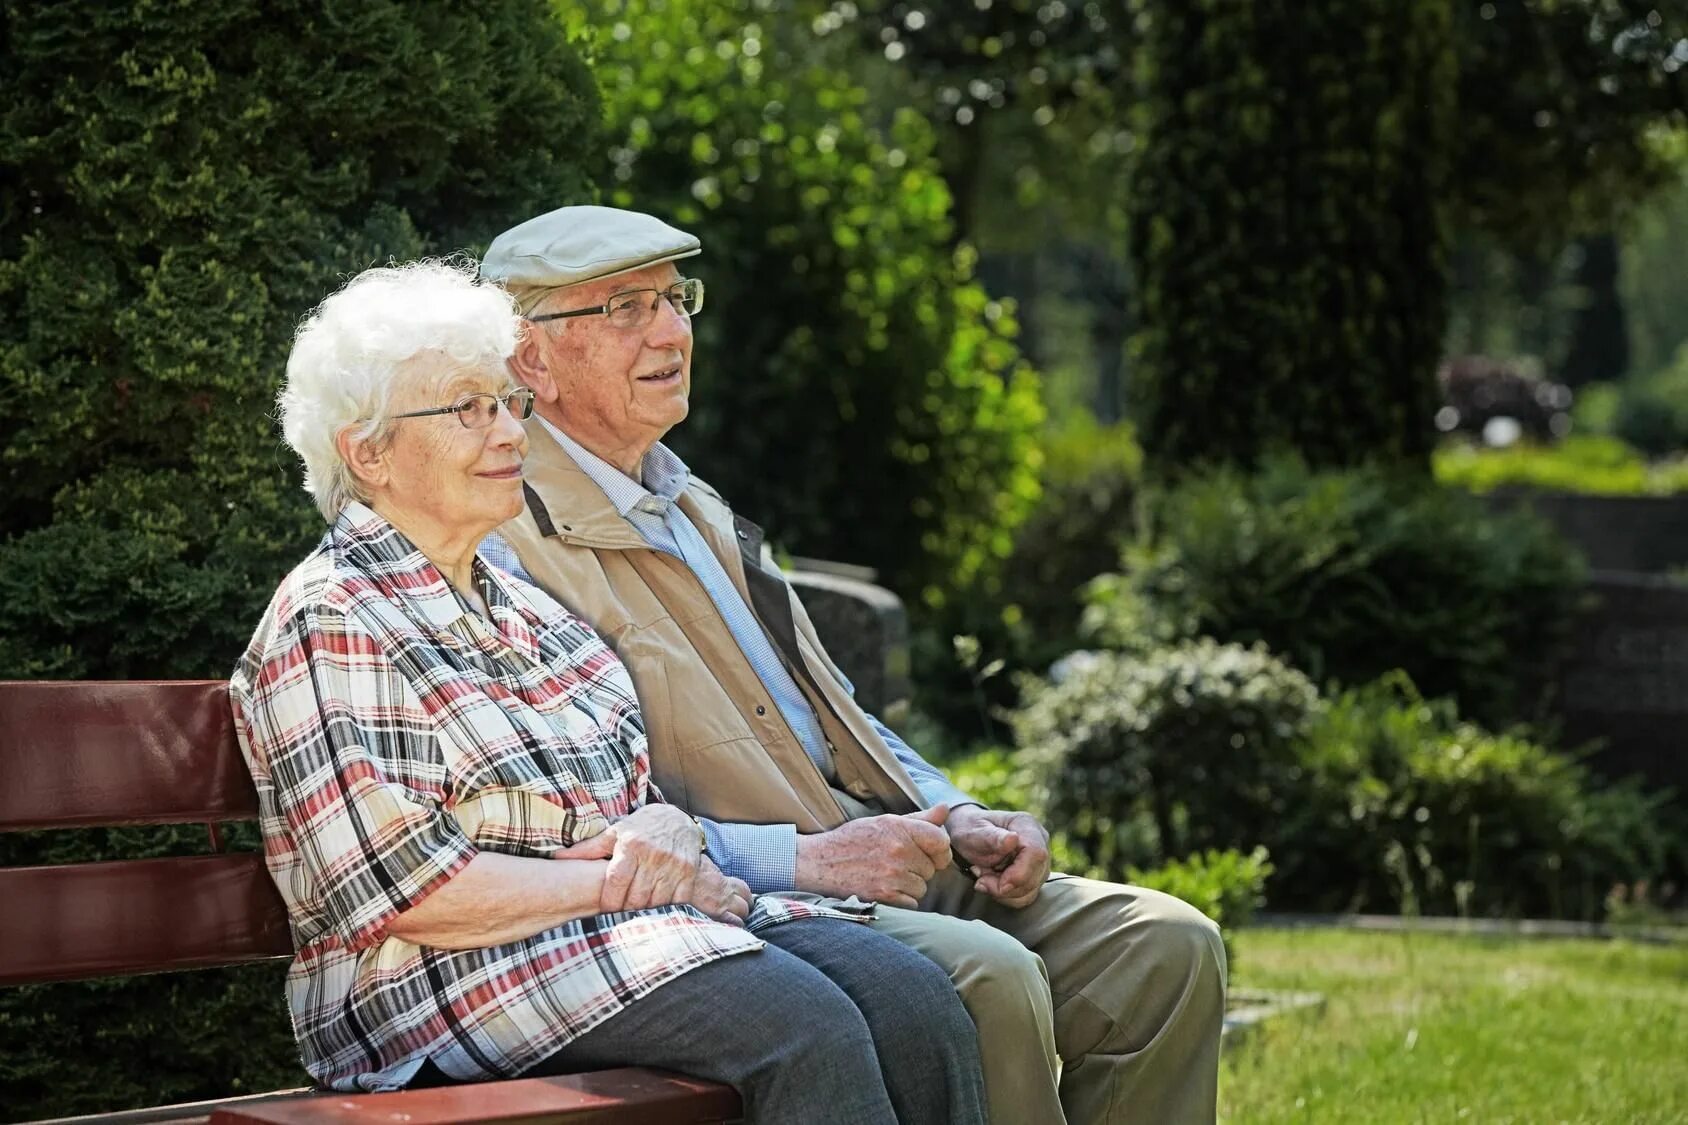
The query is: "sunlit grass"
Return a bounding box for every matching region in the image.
[1221,928,1688,1124]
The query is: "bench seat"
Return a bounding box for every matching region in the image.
[1,680,741,1124]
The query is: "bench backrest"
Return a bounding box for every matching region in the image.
[0,680,292,986]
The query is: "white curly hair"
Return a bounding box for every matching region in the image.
[278,258,520,521]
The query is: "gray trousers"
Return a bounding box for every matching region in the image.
[504,918,987,1125]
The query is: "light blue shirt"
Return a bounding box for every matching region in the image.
[480,424,975,892]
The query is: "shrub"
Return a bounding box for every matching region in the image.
[1083,457,1586,729]
[911,418,1141,742]
[1289,679,1681,919]
[1014,642,1324,876]
[1125,0,1454,473]
[1433,435,1688,497]
[1009,646,1681,921]
[578,0,1044,605]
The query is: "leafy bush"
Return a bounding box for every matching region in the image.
[911,418,1142,741]
[1014,642,1324,876]
[1433,435,1688,497]
[1083,457,1586,729]
[1125,0,1453,472]
[0,2,600,1116]
[1288,679,1682,919]
[576,0,1044,604]
[1612,343,1688,458]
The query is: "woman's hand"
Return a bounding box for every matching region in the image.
[599,804,704,913]
[688,858,752,927]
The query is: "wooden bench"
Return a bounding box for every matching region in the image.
[0,680,743,1125]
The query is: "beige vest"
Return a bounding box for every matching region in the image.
[498,422,923,833]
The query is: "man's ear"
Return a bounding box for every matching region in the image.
[335,423,390,496]
[509,323,560,405]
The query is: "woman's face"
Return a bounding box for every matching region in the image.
[368,352,529,545]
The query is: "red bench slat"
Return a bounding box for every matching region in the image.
[0,853,292,986]
[0,680,256,830]
[208,1071,743,1124]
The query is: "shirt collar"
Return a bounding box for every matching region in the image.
[330,502,541,659]
[537,414,691,517]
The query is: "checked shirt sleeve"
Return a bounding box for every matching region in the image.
[234,603,479,953]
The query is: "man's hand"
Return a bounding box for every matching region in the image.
[600,804,702,913]
[687,857,752,927]
[946,806,1052,909]
[793,805,953,908]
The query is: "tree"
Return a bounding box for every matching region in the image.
[574,0,1045,604]
[1125,0,1456,473]
[0,0,600,681]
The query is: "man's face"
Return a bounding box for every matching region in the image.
[522,262,694,465]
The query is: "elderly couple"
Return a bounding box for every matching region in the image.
[230,205,1226,1124]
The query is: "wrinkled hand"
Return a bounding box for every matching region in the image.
[794,806,953,908]
[688,857,752,928]
[947,806,1051,909]
[601,804,703,913]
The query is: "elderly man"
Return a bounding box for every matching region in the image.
[481,205,1227,1124]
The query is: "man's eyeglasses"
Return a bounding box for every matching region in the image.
[527,278,704,331]
[389,388,536,430]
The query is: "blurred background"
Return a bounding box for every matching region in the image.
[2,1,1686,1121]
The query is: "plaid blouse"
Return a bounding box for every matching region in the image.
[230,504,853,1092]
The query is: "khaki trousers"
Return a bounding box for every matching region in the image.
[871,868,1227,1125]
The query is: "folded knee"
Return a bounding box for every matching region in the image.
[946,927,1052,1020]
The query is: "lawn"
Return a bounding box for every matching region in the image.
[1220,927,1688,1124]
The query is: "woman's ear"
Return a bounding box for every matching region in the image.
[509,323,560,405]
[335,423,390,495]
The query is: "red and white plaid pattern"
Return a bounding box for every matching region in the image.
[231,504,857,1092]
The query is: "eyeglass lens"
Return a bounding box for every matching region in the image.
[605,280,703,327]
[455,390,535,428]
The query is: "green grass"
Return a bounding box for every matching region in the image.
[1221,928,1688,1124]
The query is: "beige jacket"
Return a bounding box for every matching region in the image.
[498,422,924,832]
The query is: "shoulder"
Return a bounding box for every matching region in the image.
[232,533,375,684]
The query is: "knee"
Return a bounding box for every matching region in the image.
[1135,890,1227,987]
[945,923,1052,1025]
[878,948,981,1049]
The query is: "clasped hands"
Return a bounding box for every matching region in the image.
[566,801,1053,922]
[794,803,1053,910]
[557,804,750,926]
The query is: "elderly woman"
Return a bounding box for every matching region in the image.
[230,261,985,1123]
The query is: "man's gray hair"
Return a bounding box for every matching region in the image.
[278,258,519,521]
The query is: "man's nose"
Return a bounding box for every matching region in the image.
[646,295,693,347]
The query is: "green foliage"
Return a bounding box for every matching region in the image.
[1084,458,1587,729]
[1601,340,1688,457]
[1014,642,1325,876]
[1124,0,1454,472]
[0,0,601,678]
[1288,679,1681,919]
[1010,648,1680,920]
[0,1,600,1114]
[1434,435,1688,496]
[1618,144,1688,377]
[1452,2,1688,251]
[911,418,1141,741]
[580,0,1044,604]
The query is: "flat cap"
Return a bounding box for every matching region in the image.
[481,205,701,308]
